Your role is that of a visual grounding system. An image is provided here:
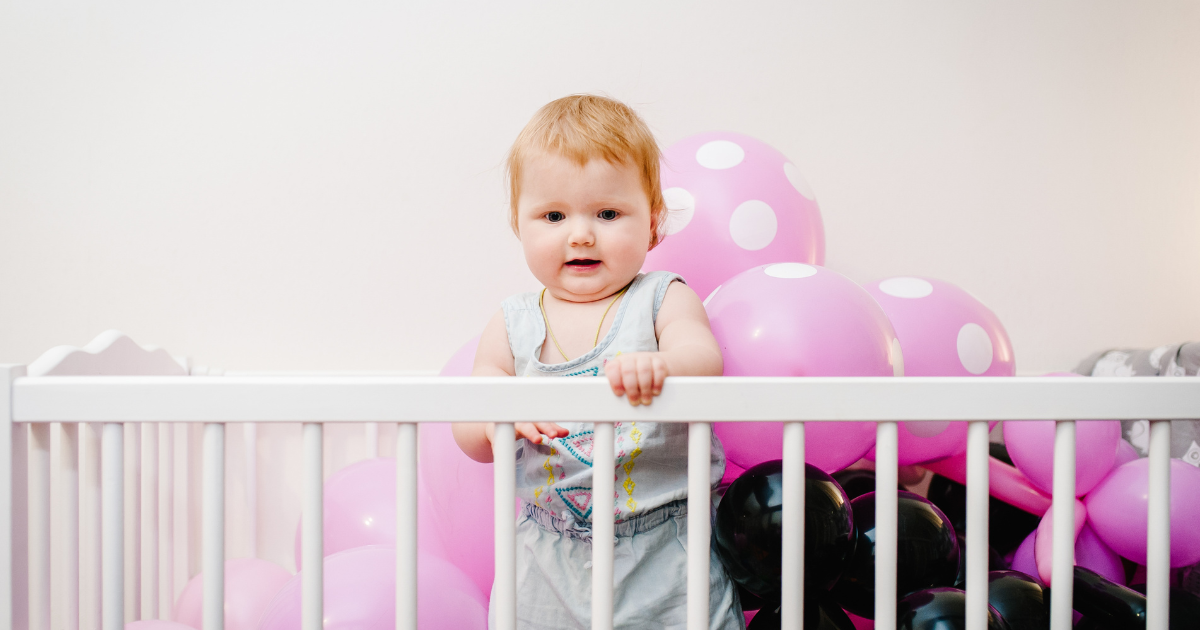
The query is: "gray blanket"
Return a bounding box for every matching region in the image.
[1074,342,1200,464]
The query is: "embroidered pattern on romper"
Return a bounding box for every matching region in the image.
[622,422,643,513]
[558,431,594,465]
[554,486,593,520]
[562,366,599,377]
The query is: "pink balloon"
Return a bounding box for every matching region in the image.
[1114,439,1140,467]
[1033,499,1087,585]
[418,423,496,596]
[706,263,899,473]
[440,336,480,377]
[1004,374,1122,497]
[1075,525,1126,585]
[1084,457,1200,566]
[259,546,487,630]
[643,132,825,299]
[923,453,1051,516]
[294,458,449,570]
[720,460,746,488]
[1010,531,1039,581]
[127,622,196,630]
[846,610,875,629]
[862,277,1014,465]
[172,558,291,630]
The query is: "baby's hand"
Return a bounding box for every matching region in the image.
[606,352,668,406]
[491,422,569,445]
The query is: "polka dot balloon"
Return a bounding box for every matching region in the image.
[644,132,825,299]
[863,276,1015,465]
[707,263,901,473]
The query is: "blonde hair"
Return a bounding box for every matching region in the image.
[507,94,667,248]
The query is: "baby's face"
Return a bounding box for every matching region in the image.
[516,150,653,303]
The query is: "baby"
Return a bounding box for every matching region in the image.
[452,95,743,629]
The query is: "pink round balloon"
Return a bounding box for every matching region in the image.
[172,558,291,630]
[127,622,196,630]
[643,132,825,299]
[1004,375,1121,497]
[706,263,900,473]
[259,546,487,630]
[1114,439,1140,467]
[440,336,480,377]
[294,458,449,570]
[1017,522,1126,588]
[1085,457,1200,566]
[862,277,1014,465]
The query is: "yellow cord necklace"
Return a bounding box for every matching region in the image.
[539,282,631,362]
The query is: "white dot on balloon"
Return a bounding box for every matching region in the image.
[957,323,994,374]
[695,140,745,169]
[783,162,815,200]
[729,200,777,250]
[764,263,817,278]
[661,187,695,235]
[879,277,934,299]
[703,285,721,307]
[890,338,905,377]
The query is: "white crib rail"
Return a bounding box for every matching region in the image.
[5,374,1199,630]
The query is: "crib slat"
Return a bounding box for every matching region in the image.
[244,423,258,559]
[687,422,712,630]
[780,422,805,630]
[365,423,379,459]
[124,424,140,622]
[965,421,989,630]
[203,423,225,630]
[875,421,898,630]
[173,423,189,605]
[1146,420,1172,630]
[102,423,124,630]
[302,423,322,630]
[1050,421,1075,630]
[61,423,81,630]
[395,423,417,630]
[492,423,516,630]
[82,424,102,630]
[591,422,614,630]
[159,423,174,618]
[30,423,51,630]
[1,366,27,630]
[142,424,159,619]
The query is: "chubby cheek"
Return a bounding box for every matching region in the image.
[520,234,563,282]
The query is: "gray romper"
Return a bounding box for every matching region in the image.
[488,271,744,630]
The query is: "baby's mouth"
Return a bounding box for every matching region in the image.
[565,259,601,270]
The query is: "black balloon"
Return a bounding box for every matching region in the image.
[953,534,1006,589]
[896,587,1008,630]
[713,460,857,601]
[1131,582,1200,628]
[926,472,1040,558]
[1069,566,1148,628]
[986,570,1048,630]
[831,469,879,501]
[830,491,960,619]
[746,598,855,630]
[738,584,766,612]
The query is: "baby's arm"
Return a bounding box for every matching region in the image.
[452,308,568,463]
[605,281,723,405]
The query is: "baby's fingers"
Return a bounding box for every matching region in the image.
[607,360,626,397]
[621,360,643,405]
[534,422,568,440]
[636,359,655,405]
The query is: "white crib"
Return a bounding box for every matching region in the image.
[2,332,1198,630]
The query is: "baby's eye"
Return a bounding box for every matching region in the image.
[598,209,619,221]
[546,211,565,223]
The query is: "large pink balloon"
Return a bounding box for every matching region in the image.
[706,263,900,472]
[643,132,825,299]
[172,558,291,630]
[1004,374,1122,497]
[440,336,480,377]
[1011,524,1125,586]
[1085,457,1200,566]
[259,546,487,630]
[294,458,449,571]
[863,277,1014,465]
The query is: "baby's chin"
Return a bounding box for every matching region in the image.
[545,276,637,303]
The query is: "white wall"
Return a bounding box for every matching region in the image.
[3,1,1198,374]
